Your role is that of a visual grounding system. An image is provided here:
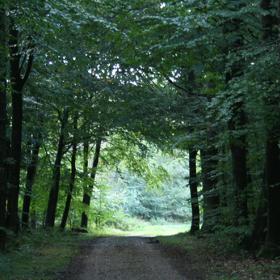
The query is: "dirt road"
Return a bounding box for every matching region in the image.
[63,236,199,280]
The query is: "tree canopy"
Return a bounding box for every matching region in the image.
[0,0,280,258]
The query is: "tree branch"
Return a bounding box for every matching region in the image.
[20,51,34,88]
[164,75,204,98]
[19,53,27,74]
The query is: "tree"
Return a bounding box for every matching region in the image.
[60,115,78,230]
[21,132,41,228]
[189,149,200,233]
[224,13,249,226]
[81,138,102,228]
[201,141,220,232]
[0,6,8,249]
[45,108,69,227]
[6,12,34,233]
[260,0,280,252]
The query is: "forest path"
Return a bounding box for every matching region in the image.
[63,236,194,280]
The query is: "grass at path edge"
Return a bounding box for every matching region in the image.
[156,233,280,280]
[0,230,91,280]
[0,223,187,280]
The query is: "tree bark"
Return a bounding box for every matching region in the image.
[264,136,280,247]
[6,23,34,233]
[189,149,200,233]
[257,0,280,253]
[80,141,89,228]
[81,138,102,228]
[0,7,8,250]
[21,136,41,228]
[224,14,249,226]
[60,115,78,230]
[201,146,220,232]
[228,101,249,225]
[6,27,22,233]
[45,109,68,227]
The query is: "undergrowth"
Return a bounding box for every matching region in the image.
[0,229,90,280]
[157,232,280,280]
[91,217,189,237]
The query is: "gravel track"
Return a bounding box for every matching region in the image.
[63,236,192,280]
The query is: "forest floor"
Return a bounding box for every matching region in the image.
[0,230,91,280]
[157,233,280,280]
[1,225,280,279]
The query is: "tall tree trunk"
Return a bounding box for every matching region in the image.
[201,145,220,232]
[60,116,78,230]
[189,149,200,233]
[249,148,267,250]
[224,14,249,226]
[257,0,280,253]
[6,27,22,233]
[80,141,89,228]
[81,138,102,228]
[264,135,280,248]
[0,7,8,250]
[21,135,41,228]
[6,23,34,233]
[45,109,68,227]
[228,102,249,225]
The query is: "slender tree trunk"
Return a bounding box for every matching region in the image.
[264,136,280,246]
[60,116,78,230]
[6,23,34,233]
[0,8,8,250]
[80,141,89,228]
[189,149,200,233]
[228,102,249,225]
[201,146,220,232]
[81,138,102,228]
[6,28,22,233]
[21,136,41,228]
[45,109,68,227]
[249,151,267,251]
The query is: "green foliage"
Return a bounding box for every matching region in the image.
[0,230,89,280]
[98,148,191,223]
[1,0,280,266]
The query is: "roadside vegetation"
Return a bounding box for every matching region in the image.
[158,234,280,280]
[0,230,89,280]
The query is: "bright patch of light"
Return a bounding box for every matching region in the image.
[88,68,101,79]
[62,56,68,65]
[160,3,166,8]
[112,64,121,77]
[112,69,117,76]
